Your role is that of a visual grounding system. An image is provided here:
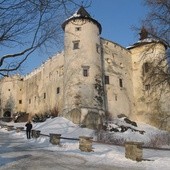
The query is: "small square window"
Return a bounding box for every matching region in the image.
[105,76,109,84]
[73,41,80,49]
[145,84,150,90]
[75,27,81,31]
[19,100,22,104]
[83,69,88,77]
[57,87,60,94]
[82,66,89,77]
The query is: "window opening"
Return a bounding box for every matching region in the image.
[119,79,123,87]
[73,40,80,49]
[145,84,150,90]
[105,76,110,84]
[75,27,81,31]
[115,94,117,101]
[57,87,60,94]
[82,66,89,77]
[44,93,46,99]
[143,62,149,75]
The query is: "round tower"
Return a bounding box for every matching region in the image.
[128,27,168,130]
[62,7,104,129]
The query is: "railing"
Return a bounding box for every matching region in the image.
[0,123,170,161]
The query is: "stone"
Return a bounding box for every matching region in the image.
[31,130,41,138]
[50,133,61,145]
[125,141,143,161]
[79,136,93,152]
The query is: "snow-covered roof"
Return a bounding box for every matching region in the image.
[62,6,102,34]
[127,37,167,49]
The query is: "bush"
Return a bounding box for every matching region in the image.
[50,107,59,118]
[13,112,29,123]
[96,130,126,145]
[145,132,170,148]
[32,114,46,122]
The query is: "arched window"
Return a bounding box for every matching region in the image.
[143,62,150,76]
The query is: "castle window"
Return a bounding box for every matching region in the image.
[82,66,89,77]
[57,87,60,94]
[29,99,31,104]
[73,40,80,49]
[96,44,100,54]
[75,27,81,31]
[143,62,150,75]
[19,100,22,104]
[83,69,88,77]
[8,89,10,91]
[43,93,46,99]
[105,76,109,84]
[115,94,117,101]
[145,84,150,90]
[119,78,123,87]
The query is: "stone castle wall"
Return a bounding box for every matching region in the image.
[0,8,169,131]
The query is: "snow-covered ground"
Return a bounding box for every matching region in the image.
[0,117,170,170]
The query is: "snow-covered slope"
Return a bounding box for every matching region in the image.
[0,117,170,170]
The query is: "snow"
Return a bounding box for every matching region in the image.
[0,117,170,169]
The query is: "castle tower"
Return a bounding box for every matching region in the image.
[62,7,105,129]
[128,28,169,130]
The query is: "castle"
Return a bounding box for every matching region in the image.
[0,7,169,131]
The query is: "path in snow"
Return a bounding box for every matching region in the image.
[0,131,134,170]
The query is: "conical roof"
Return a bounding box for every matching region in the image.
[62,6,102,34]
[76,6,91,17]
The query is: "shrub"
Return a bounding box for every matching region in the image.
[32,114,46,122]
[96,130,126,145]
[145,132,170,148]
[50,107,59,118]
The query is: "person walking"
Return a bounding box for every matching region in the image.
[25,121,32,139]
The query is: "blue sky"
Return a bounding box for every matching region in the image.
[89,0,148,46]
[23,0,148,75]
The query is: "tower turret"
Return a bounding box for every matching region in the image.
[62,7,104,129]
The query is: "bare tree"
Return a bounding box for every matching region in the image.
[138,0,170,129]
[140,0,170,86]
[0,0,91,77]
[142,0,170,47]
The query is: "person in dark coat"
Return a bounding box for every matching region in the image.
[25,121,32,139]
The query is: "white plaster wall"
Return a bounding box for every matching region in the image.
[101,39,134,118]
[0,75,24,116]
[130,42,170,130]
[63,19,103,113]
[22,53,64,117]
